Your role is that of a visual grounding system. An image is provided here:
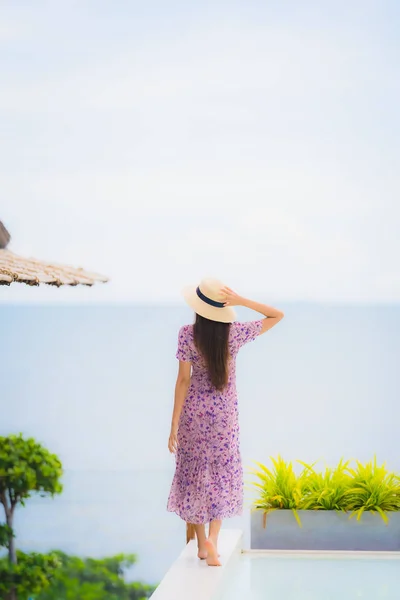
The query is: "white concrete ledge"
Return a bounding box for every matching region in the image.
[150,529,243,600]
[243,549,400,560]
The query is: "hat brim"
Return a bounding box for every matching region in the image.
[182,285,237,323]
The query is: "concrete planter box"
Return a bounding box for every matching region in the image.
[251,510,400,551]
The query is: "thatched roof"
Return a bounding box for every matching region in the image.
[0,221,109,287]
[0,250,109,286]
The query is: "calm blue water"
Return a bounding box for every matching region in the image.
[218,554,400,599]
[0,304,399,584]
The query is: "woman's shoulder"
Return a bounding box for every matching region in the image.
[229,319,264,347]
[178,323,194,337]
[229,321,240,334]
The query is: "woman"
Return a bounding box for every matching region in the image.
[167,278,284,566]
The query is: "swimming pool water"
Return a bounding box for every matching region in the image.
[218,553,400,600]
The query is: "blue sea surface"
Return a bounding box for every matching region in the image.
[0,303,399,583]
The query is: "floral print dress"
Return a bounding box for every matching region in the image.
[167,320,263,524]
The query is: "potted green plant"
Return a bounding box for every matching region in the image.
[250,456,400,551]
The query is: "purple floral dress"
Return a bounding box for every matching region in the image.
[167,320,263,524]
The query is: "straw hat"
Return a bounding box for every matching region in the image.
[183,278,237,323]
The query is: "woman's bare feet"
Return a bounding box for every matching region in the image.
[194,523,208,560]
[205,539,221,567]
[209,536,220,557]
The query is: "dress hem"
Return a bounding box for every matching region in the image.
[167,506,243,525]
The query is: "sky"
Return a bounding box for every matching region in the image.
[1,0,399,304]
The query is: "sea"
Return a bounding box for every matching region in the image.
[0,303,399,585]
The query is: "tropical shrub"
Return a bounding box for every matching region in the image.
[251,456,400,527]
[35,551,155,600]
[0,551,60,599]
[251,456,306,526]
[299,459,352,511]
[345,457,400,523]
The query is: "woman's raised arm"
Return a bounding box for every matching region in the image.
[222,286,284,334]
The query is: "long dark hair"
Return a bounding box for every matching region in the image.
[193,314,230,390]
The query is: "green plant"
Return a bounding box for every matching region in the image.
[35,551,155,600]
[0,524,13,549]
[0,434,63,599]
[344,457,400,523]
[251,456,305,526]
[251,456,400,527]
[0,434,63,564]
[299,459,352,511]
[0,551,60,599]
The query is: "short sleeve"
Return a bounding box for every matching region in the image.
[231,320,263,349]
[176,325,192,362]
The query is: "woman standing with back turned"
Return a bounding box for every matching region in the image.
[167,278,284,566]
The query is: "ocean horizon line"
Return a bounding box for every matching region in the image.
[0,299,399,308]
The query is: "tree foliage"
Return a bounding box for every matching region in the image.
[0,434,63,509]
[0,434,63,566]
[0,435,154,599]
[0,551,59,599]
[35,551,155,600]
[0,435,63,599]
[0,524,13,549]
